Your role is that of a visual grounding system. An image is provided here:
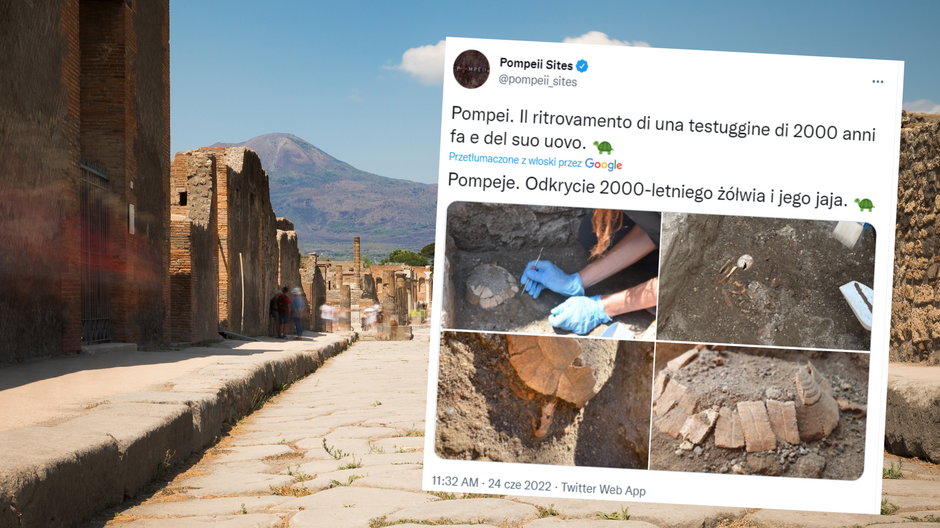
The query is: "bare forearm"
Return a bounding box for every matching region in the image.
[599,277,659,317]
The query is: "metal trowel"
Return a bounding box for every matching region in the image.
[840,281,873,331]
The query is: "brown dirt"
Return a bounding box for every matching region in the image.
[435,331,653,469]
[658,214,875,351]
[649,343,869,479]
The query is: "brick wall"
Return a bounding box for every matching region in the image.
[0,0,168,362]
[169,151,218,343]
[200,147,279,336]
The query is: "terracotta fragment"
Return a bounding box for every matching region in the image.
[736,400,777,452]
[654,380,688,417]
[765,399,800,445]
[794,363,840,442]
[666,348,700,372]
[680,409,718,445]
[714,406,745,449]
[652,370,669,402]
[655,405,690,439]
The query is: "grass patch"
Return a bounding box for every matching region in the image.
[269,483,313,497]
[881,497,900,515]
[537,504,559,517]
[338,457,362,470]
[713,518,760,528]
[286,465,314,482]
[597,506,630,520]
[905,514,940,522]
[329,474,364,488]
[155,449,175,479]
[883,460,904,479]
[397,426,425,437]
[322,438,351,460]
[372,400,383,407]
[428,490,457,500]
[368,517,457,528]
[367,441,386,454]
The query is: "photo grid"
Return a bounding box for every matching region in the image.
[435,202,874,481]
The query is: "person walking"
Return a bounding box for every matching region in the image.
[290,287,307,339]
[275,287,292,338]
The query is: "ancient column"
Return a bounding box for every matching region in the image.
[381,270,398,325]
[339,284,352,331]
[353,237,361,289]
[396,275,409,325]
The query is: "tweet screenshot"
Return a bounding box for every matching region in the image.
[424,36,903,514]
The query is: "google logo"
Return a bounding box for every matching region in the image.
[585,158,623,172]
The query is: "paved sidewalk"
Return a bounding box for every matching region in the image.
[84,330,940,528]
[0,332,356,528]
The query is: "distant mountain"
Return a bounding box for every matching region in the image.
[213,133,436,259]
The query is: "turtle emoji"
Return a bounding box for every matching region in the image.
[504,335,598,439]
[855,198,874,212]
[593,141,613,155]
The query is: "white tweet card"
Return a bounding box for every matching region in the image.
[424,36,903,514]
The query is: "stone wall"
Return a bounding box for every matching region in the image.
[168,147,305,340]
[212,147,279,335]
[276,218,302,291]
[169,151,219,343]
[892,113,940,363]
[0,0,169,362]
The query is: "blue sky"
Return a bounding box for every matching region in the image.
[170,1,940,184]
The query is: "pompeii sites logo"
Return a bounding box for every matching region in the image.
[453,50,490,89]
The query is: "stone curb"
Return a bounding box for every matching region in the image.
[884,365,940,464]
[0,334,357,528]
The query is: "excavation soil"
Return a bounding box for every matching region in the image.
[649,344,869,480]
[435,331,653,469]
[657,214,876,350]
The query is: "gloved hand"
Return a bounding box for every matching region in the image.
[519,260,584,299]
[548,295,612,335]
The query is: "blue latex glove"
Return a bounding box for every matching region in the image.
[519,260,584,299]
[548,295,612,335]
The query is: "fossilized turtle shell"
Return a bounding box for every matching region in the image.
[465,264,518,309]
[505,335,597,407]
[794,362,840,442]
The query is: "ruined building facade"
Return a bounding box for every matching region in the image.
[170,147,300,341]
[0,0,170,362]
[299,237,433,333]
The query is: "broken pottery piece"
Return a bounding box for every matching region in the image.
[656,405,690,439]
[680,409,718,445]
[666,348,700,372]
[765,399,800,445]
[714,406,745,449]
[465,264,518,309]
[654,380,689,417]
[794,362,840,442]
[652,370,669,402]
[737,400,777,453]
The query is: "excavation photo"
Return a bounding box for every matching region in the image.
[435,331,653,469]
[649,343,869,480]
[441,202,659,339]
[657,213,876,350]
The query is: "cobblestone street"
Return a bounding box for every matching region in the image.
[87,331,940,528]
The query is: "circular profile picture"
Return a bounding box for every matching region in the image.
[453,50,490,89]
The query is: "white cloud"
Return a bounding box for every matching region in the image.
[393,40,446,85]
[563,31,650,48]
[393,32,648,85]
[903,99,940,114]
